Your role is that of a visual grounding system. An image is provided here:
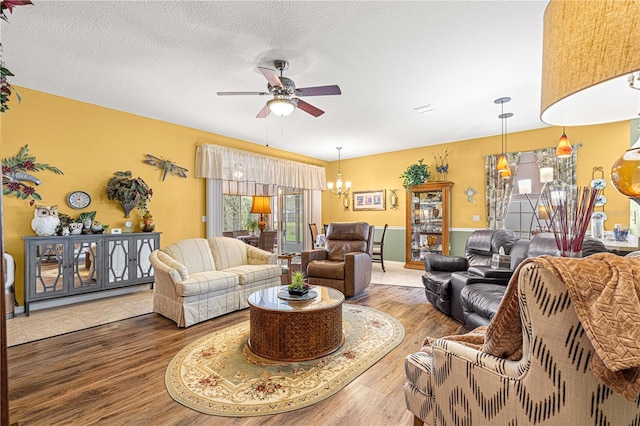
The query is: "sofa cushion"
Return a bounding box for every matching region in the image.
[222,264,281,285]
[162,238,216,274]
[461,283,506,324]
[307,260,345,280]
[208,237,248,269]
[175,271,238,297]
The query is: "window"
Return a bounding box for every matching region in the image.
[222,195,257,232]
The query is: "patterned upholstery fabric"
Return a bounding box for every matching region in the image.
[405,256,640,425]
[149,237,280,327]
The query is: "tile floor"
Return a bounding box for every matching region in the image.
[6,289,153,347]
[5,260,424,347]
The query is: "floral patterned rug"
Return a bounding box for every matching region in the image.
[165,304,405,416]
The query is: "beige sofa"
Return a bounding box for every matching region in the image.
[149,237,281,327]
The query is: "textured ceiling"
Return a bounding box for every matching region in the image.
[1,1,550,161]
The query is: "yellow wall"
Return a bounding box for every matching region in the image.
[322,122,631,230]
[1,87,326,303]
[2,87,632,303]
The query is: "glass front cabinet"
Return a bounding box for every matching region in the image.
[405,181,453,269]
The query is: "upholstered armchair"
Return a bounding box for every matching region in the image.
[422,229,516,319]
[405,256,640,425]
[301,222,374,297]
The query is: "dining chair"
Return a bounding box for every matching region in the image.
[372,224,388,272]
[308,223,319,249]
[258,230,277,253]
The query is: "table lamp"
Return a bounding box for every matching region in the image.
[250,196,272,232]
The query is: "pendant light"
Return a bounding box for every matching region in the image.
[555,127,573,158]
[494,97,513,178]
[539,1,640,204]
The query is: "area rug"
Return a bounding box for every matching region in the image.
[165,304,405,416]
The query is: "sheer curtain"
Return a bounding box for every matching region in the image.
[195,144,326,237]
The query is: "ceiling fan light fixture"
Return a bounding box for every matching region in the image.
[267,98,296,117]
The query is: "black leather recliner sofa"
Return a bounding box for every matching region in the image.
[421,229,516,319]
[459,232,610,329]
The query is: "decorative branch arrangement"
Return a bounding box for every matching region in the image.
[0,0,32,112]
[433,147,450,176]
[541,185,601,256]
[2,145,64,205]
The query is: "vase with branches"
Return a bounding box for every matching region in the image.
[106,171,153,218]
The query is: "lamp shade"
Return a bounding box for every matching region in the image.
[555,131,573,158]
[250,196,272,214]
[496,154,509,172]
[540,0,640,125]
[539,167,554,183]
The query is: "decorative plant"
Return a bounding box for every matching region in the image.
[0,0,32,113]
[288,271,309,291]
[2,145,64,205]
[106,171,153,218]
[244,217,258,233]
[400,159,430,190]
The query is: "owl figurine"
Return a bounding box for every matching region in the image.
[69,222,83,235]
[31,205,60,237]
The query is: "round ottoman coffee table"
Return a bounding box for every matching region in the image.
[247,285,345,361]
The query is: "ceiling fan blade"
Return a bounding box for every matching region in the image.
[296,85,341,97]
[217,91,270,96]
[256,105,271,118]
[295,99,324,117]
[258,67,283,87]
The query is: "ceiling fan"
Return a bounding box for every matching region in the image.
[217,59,341,118]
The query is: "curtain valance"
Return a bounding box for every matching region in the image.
[195,144,326,193]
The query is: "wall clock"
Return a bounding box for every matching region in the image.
[67,191,91,209]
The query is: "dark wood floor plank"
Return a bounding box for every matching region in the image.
[8,284,460,425]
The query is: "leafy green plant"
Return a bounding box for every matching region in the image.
[106,171,153,217]
[288,271,308,291]
[244,217,258,233]
[399,159,430,190]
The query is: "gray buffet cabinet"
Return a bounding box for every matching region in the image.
[23,232,160,315]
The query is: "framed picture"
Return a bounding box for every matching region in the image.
[352,190,386,211]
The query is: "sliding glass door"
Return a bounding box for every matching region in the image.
[279,187,304,254]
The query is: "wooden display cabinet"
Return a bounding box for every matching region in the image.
[404,181,453,269]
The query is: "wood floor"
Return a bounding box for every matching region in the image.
[7,284,463,425]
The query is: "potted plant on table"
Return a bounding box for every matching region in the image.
[288,271,310,296]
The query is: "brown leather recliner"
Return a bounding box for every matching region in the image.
[301,222,374,297]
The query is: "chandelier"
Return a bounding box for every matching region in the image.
[327,147,351,197]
